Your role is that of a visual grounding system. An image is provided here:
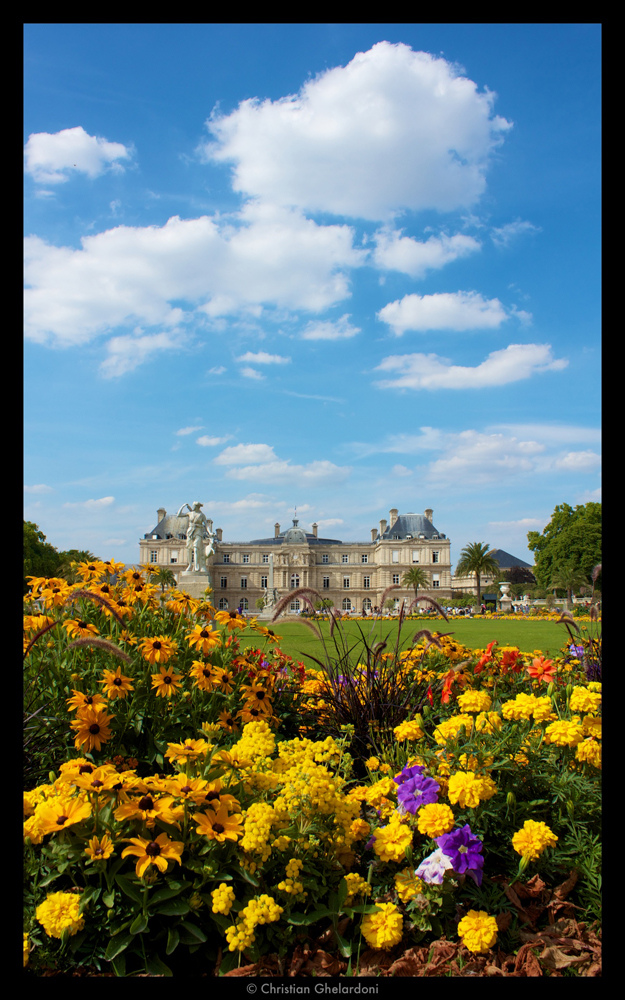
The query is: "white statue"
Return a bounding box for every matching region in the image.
[176,501,209,573]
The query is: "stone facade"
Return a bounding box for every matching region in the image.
[140,506,452,612]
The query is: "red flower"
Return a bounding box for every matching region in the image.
[527,656,556,682]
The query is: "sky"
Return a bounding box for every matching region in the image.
[24,23,601,571]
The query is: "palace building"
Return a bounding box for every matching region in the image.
[140,506,452,612]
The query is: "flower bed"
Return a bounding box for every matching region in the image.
[23,566,601,977]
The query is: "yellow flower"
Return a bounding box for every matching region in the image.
[372,815,413,863]
[85,833,115,862]
[575,737,601,768]
[121,832,184,878]
[36,891,85,938]
[512,820,558,860]
[164,738,210,764]
[151,665,184,698]
[544,720,584,747]
[457,909,498,953]
[416,803,455,839]
[457,690,492,714]
[139,635,179,664]
[66,689,109,713]
[569,686,602,714]
[361,902,403,950]
[193,802,244,843]
[211,882,236,915]
[394,869,424,903]
[185,624,220,655]
[214,609,247,630]
[62,618,100,640]
[70,705,115,752]
[447,771,484,809]
[35,793,92,836]
[99,666,134,699]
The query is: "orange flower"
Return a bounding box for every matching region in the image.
[527,656,556,682]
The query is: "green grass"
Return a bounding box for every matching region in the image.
[238,616,589,664]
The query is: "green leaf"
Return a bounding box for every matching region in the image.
[110,952,127,977]
[104,932,133,961]
[148,880,190,906]
[166,927,180,955]
[145,953,173,976]
[179,919,207,943]
[102,888,116,908]
[115,874,143,904]
[129,912,149,935]
[287,907,332,926]
[154,898,191,917]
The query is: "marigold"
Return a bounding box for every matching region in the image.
[511,819,558,860]
[456,690,492,714]
[361,902,403,951]
[416,802,455,839]
[457,909,498,953]
[36,891,85,938]
[544,719,584,747]
[447,771,484,809]
[569,686,602,714]
[372,815,413,863]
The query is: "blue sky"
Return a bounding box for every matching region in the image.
[24,23,601,570]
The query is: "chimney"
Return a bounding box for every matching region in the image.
[216,528,223,542]
[389,508,399,529]
[371,528,377,542]
[379,518,387,536]
[274,522,281,538]
[424,508,433,521]
[312,522,318,538]
[157,507,166,522]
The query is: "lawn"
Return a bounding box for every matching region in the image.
[238,616,586,663]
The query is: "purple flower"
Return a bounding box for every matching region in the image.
[396,774,440,816]
[393,764,425,786]
[435,824,484,886]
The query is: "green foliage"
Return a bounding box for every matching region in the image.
[527,503,601,592]
[455,543,500,604]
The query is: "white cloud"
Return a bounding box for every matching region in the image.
[203,41,511,221]
[24,205,363,349]
[175,425,204,436]
[239,366,265,380]
[426,431,545,487]
[24,126,132,184]
[374,343,568,390]
[196,435,231,447]
[24,483,54,494]
[99,331,183,378]
[207,366,226,375]
[377,290,508,335]
[489,517,547,530]
[489,423,601,446]
[214,443,278,465]
[236,351,291,365]
[491,218,541,248]
[224,459,351,485]
[300,314,361,340]
[553,450,601,472]
[372,230,481,278]
[391,464,413,477]
[63,496,115,509]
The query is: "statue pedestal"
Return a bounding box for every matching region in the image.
[177,571,212,600]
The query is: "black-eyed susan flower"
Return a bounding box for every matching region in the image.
[114,792,178,828]
[218,709,239,733]
[74,560,108,583]
[151,665,184,698]
[63,618,100,640]
[164,738,210,765]
[193,801,243,843]
[69,764,120,796]
[99,666,134,699]
[121,832,184,879]
[214,609,247,631]
[84,833,115,862]
[66,689,109,713]
[186,624,220,655]
[36,793,92,836]
[70,704,115,752]
[189,660,218,692]
[139,635,178,664]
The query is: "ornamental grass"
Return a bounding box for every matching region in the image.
[23,564,601,977]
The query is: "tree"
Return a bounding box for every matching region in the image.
[148,566,178,592]
[56,549,98,584]
[23,521,60,593]
[527,503,601,592]
[455,542,500,605]
[401,566,430,603]
[549,565,591,608]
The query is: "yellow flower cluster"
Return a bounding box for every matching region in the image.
[457,909,498,953]
[433,714,474,745]
[394,869,424,903]
[232,719,276,764]
[241,802,277,861]
[36,891,85,939]
[393,719,425,741]
[211,882,236,915]
[343,872,371,905]
[569,686,602,714]
[416,803,455,838]
[511,820,558,860]
[447,771,497,809]
[501,692,556,722]
[372,814,413,863]
[456,689,492,714]
[225,895,284,952]
[277,857,305,895]
[544,719,584,747]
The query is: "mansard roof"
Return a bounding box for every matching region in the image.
[379,513,446,541]
[144,513,189,540]
[489,549,532,569]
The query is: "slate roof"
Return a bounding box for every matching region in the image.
[379,513,446,541]
[489,549,532,569]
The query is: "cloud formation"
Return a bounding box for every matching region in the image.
[372,230,481,278]
[203,41,511,221]
[374,343,568,390]
[377,290,508,335]
[24,126,132,184]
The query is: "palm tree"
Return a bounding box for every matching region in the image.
[401,566,430,604]
[549,566,589,610]
[148,566,178,592]
[455,542,500,606]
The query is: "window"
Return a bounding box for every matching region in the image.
[412,550,419,564]
[362,597,372,612]
[343,576,350,589]
[242,554,250,564]
[322,553,329,564]
[170,550,178,564]
[363,575,370,589]
[323,576,330,589]
[432,574,440,588]
[262,553,269,564]
[150,550,158,563]
[290,599,300,612]
[392,573,400,585]
[218,598,228,609]
[239,597,249,611]
[432,551,440,563]
[392,550,399,563]
[261,575,268,589]
[220,576,228,589]
[223,554,230,564]
[342,553,349,563]
[240,577,247,589]
[361,553,368,564]
[342,598,352,611]
[290,574,300,589]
